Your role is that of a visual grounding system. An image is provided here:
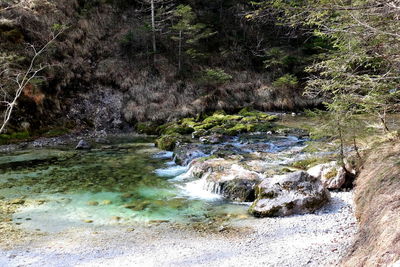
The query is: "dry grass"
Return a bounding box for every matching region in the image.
[341,142,400,266]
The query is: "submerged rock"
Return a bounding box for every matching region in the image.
[249,171,330,217]
[10,198,25,205]
[75,140,91,150]
[0,150,76,169]
[87,201,99,206]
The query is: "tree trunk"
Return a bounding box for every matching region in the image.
[378,109,390,133]
[151,0,156,61]
[178,30,182,72]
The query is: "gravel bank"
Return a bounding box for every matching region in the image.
[0,192,357,267]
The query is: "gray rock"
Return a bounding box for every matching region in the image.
[75,140,91,150]
[249,171,330,217]
[173,144,211,165]
[199,134,226,144]
[307,161,347,190]
[187,158,263,202]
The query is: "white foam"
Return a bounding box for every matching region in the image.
[152,151,174,159]
[154,165,187,177]
[179,178,222,201]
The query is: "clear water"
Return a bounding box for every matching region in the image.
[0,136,249,232]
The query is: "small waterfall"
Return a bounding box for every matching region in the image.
[180,169,222,200]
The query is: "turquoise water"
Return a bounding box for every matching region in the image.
[0,136,249,232]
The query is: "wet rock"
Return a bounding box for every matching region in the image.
[239,143,271,153]
[75,140,91,150]
[211,144,243,158]
[173,144,210,165]
[188,158,263,202]
[199,134,226,144]
[276,127,309,138]
[192,129,209,138]
[10,199,25,205]
[307,161,348,190]
[249,171,330,217]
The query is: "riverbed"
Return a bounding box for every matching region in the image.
[0,132,357,266]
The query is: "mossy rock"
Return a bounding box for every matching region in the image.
[225,124,253,135]
[155,134,182,151]
[290,158,320,170]
[238,107,278,121]
[135,122,160,135]
[253,123,273,132]
[240,116,259,123]
[180,118,198,128]
[193,122,218,131]
[290,157,332,170]
[202,111,243,124]
[164,125,194,135]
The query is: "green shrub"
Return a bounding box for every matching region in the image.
[135,122,159,135]
[272,74,298,89]
[199,68,232,86]
[0,130,30,145]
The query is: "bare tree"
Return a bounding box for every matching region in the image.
[137,0,175,61]
[0,28,65,133]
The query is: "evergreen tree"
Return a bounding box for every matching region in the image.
[170,4,216,72]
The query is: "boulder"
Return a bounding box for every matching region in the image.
[199,134,226,144]
[187,158,263,202]
[307,161,347,190]
[75,140,91,150]
[249,171,330,217]
[173,144,211,165]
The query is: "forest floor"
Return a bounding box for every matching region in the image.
[0,191,356,267]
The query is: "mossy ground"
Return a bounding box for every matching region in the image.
[153,108,280,151]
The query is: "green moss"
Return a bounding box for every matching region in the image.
[135,122,160,135]
[180,118,197,128]
[203,113,227,124]
[324,169,337,179]
[163,125,194,135]
[195,155,218,162]
[290,158,320,170]
[290,157,332,170]
[43,128,70,137]
[240,116,259,123]
[238,107,278,122]
[193,122,216,131]
[225,124,252,135]
[0,131,30,145]
[253,123,273,132]
[155,134,182,151]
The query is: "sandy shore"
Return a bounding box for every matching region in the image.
[0,192,357,267]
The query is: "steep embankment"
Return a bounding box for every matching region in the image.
[342,142,400,266]
[0,0,316,134]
